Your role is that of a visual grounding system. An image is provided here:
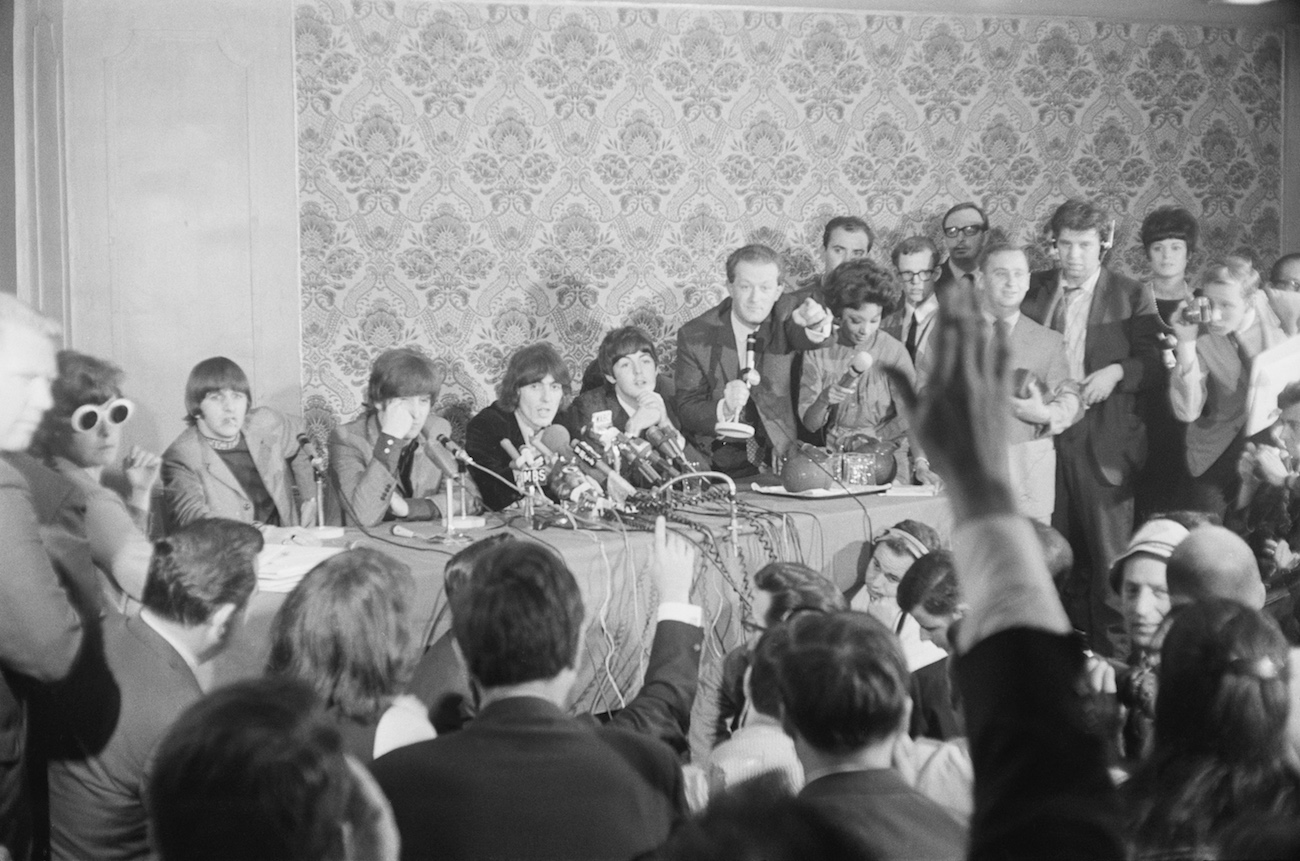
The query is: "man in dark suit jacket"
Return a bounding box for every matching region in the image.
[1021,199,1162,657]
[772,611,966,861]
[406,521,704,758]
[45,519,263,861]
[0,297,85,861]
[1169,260,1296,519]
[675,244,831,477]
[373,520,697,861]
[934,201,990,299]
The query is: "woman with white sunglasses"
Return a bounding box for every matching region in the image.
[29,350,160,607]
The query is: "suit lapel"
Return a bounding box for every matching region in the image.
[710,301,740,384]
[249,428,290,525]
[199,434,250,499]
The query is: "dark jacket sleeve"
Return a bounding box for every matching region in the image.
[608,620,703,758]
[1117,274,1162,395]
[465,404,523,512]
[957,628,1123,861]
[0,466,84,683]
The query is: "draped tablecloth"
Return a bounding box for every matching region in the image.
[215,489,951,759]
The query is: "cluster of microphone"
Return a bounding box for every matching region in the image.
[495,422,695,512]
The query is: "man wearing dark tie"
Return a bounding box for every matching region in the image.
[1170,257,1296,520]
[884,235,943,370]
[1021,199,1162,658]
[675,244,831,477]
[935,202,990,297]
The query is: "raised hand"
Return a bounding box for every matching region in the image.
[650,515,696,605]
[883,281,1015,521]
[792,296,832,338]
[122,445,162,499]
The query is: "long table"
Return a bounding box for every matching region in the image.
[216,489,951,759]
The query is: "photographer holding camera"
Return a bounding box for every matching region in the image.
[1170,257,1297,520]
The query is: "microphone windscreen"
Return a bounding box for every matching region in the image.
[539,424,571,454]
[851,351,874,375]
[424,437,460,475]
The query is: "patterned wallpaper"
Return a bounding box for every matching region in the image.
[294,0,1284,437]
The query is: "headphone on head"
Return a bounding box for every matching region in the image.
[1050,220,1115,253]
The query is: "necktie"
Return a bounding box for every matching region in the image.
[906,313,919,361]
[1050,289,1076,334]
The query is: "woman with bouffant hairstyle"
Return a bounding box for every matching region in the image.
[1124,599,1300,859]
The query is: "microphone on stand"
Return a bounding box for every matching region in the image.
[422,436,462,477]
[295,432,328,529]
[589,425,663,485]
[533,425,606,507]
[643,425,693,476]
[295,433,326,477]
[571,439,636,498]
[436,434,476,466]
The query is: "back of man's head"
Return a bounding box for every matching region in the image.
[450,540,584,688]
[148,676,398,861]
[656,771,869,861]
[773,611,909,754]
[1166,525,1264,609]
[142,518,263,625]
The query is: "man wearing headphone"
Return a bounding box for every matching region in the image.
[1021,199,1162,659]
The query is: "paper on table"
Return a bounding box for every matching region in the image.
[257,544,344,593]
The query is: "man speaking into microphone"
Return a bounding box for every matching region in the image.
[675,244,833,478]
[329,348,483,525]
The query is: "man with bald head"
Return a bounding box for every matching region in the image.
[0,295,85,859]
[1166,525,1265,610]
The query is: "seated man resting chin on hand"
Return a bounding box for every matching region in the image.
[329,348,481,527]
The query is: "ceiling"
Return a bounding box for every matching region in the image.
[569,0,1300,25]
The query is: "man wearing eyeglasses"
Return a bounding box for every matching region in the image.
[937,202,991,297]
[884,236,943,369]
[1269,254,1300,294]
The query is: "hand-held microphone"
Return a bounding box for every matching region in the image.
[642,425,692,476]
[741,333,761,387]
[437,434,475,466]
[836,351,874,388]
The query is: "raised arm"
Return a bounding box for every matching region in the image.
[886,286,1122,860]
[608,517,703,756]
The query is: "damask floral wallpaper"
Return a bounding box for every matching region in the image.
[294,0,1284,437]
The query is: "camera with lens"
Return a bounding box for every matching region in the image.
[1180,296,1213,325]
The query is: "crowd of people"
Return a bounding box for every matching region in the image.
[3,193,1300,860]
